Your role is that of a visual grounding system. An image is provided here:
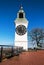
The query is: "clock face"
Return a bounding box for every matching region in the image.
[16,25,27,35]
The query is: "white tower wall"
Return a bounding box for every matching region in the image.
[15,32,28,50]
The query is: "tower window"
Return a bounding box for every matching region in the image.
[19,13,23,18]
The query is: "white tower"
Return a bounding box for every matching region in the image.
[14,6,28,50]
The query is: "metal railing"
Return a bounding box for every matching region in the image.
[0,45,23,62]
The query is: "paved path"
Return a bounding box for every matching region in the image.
[0,50,44,65]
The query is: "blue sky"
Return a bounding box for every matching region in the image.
[0,0,44,46]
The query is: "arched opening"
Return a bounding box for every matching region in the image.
[19,13,23,18]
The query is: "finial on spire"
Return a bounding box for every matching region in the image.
[20,4,23,10]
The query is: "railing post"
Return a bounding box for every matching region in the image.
[11,46,14,57]
[0,46,3,62]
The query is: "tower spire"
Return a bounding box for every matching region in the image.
[17,4,25,18]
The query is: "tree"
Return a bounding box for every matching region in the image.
[28,28,44,47]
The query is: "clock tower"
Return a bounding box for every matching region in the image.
[14,6,28,50]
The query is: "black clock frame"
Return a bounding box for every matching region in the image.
[16,25,27,35]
